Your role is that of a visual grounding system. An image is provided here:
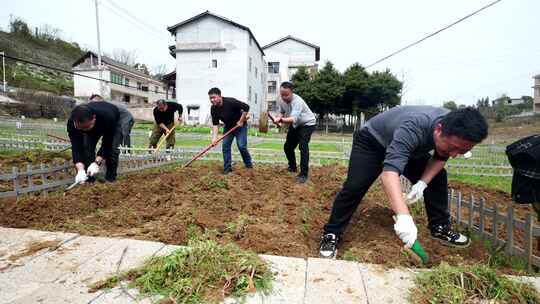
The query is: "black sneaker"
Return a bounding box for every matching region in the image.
[223,169,232,175]
[319,233,339,258]
[287,166,297,173]
[296,175,308,184]
[430,224,470,248]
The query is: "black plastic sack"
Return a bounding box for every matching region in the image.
[506,134,540,204]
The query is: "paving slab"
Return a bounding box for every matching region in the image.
[507,275,540,292]
[0,227,79,270]
[304,257,368,304]
[0,229,79,303]
[0,235,121,303]
[224,255,307,304]
[358,264,417,304]
[6,282,97,304]
[61,237,165,286]
[3,228,540,304]
[90,286,159,304]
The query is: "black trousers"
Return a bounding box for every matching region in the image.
[82,120,131,182]
[323,128,450,236]
[284,125,315,177]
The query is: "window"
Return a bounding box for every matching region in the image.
[248,86,252,102]
[154,86,158,93]
[212,59,217,68]
[255,67,258,78]
[137,82,142,90]
[123,94,130,103]
[111,73,123,85]
[255,93,258,104]
[249,57,252,72]
[268,81,277,94]
[124,77,129,86]
[187,105,200,121]
[268,100,277,111]
[268,62,279,74]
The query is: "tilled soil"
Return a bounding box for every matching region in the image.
[0,150,71,170]
[0,163,536,273]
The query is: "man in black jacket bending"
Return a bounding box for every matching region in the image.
[67,101,132,183]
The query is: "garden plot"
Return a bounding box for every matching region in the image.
[0,162,536,275]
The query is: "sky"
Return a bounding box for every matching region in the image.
[2,0,539,106]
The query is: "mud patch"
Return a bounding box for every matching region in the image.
[0,163,535,274]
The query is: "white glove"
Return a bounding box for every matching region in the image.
[75,170,88,184]
[406,180,427,204]
[394,214,417,248]
[463,151,472,159]
[87,162,100,176]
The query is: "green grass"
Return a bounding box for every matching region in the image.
[91,237,273,304]
[409,262,539,304]
[448,174,511,194]
[133,123,280,137]
[176,139,214,147]
[253,141,341,152]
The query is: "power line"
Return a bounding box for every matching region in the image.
[366,0,504,69]
[103,0,165,37]
[0,53,173,96]
[97,0,170,44]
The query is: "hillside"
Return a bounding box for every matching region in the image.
[0,28,84,95]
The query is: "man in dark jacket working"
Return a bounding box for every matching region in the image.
[319,106,488,258]
[148,99,183,150]
[67,101,132,183]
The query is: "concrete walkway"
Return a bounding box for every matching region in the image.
[0,227,539,304]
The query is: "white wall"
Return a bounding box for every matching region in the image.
[73,70,111,99]
[266,39,317,67]
[174,16,255,125]
[534,77,540,113]
[246,34,266,122]
[264,38,318,81]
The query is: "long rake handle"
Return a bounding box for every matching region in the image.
[267,113,282,128]
[155,123,178,153]
[183,125,241,168]
[47,134,69,142]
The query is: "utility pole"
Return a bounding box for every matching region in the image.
[0,51,6,93]
[94,0,104,97]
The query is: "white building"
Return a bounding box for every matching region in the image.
[167,11,266,125]
[72,51,167,104]
[534,74,540,113]
[262,36,320,111]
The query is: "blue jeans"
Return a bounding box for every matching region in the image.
[222,124,252,172]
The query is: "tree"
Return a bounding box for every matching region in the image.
[365,69,402,113]
[341,63,369,115]
[151,64,168,78]
[37,24,62,41]
[133,63,150,75]
[112,48,138,66]
[310,61,344,118]
[476,97,490,108]
[290,66,314,103]
[517,96,534,112]
[9,17,31,36]
[443,101,458,111]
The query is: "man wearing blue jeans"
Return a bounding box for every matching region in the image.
[209,87,252,174]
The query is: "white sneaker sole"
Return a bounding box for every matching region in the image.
[319,249,337,259]
[430,236,471,248]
